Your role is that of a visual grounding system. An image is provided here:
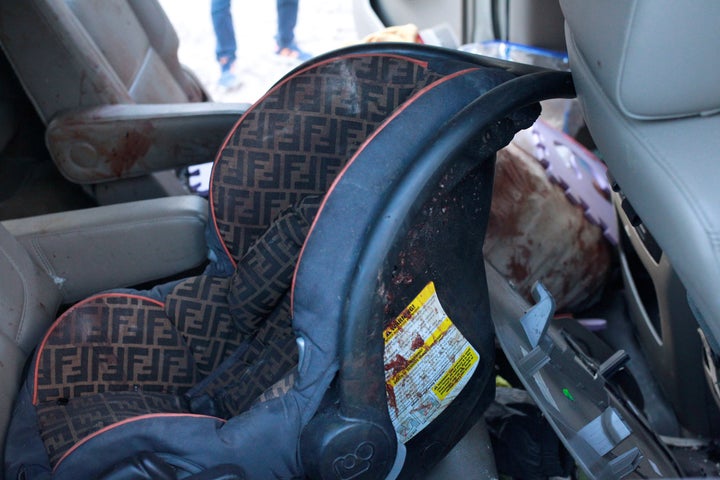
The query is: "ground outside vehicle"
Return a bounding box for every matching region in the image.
[1,0,719,478]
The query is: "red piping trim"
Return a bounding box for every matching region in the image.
[53,413,225,472]
[209,53,432,267]
[32,293,165,406]
[289,67,480,313]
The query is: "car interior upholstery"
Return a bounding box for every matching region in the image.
[0,0,249,205]
[561,0,720,436]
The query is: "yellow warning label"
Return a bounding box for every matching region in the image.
[383,281,480,443]
[383,282,437,342]
[432,346,479,400]
[387,317,453,387]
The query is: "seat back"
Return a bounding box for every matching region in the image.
[0,0,205,125]
[0,225,62,468]
[560,0,720,434]
[0,0,210,209]
[209,51,445,265]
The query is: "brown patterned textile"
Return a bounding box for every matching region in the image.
[228,195,320,334]
[162,196,320,417]
[34,295,198,405]
[188,294,297,418]
[165,275,242,377]
[211,54,443,263]
[37,391,188,467]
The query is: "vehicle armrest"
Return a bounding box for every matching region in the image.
[2,195,209,303]
[45,102,250,184]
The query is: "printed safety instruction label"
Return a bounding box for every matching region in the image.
[384,281,479,443]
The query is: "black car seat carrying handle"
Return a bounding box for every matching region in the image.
[296,48,574,479]
[337,67,575,411]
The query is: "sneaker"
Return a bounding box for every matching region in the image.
[218,69,242,89]
[275,42,312,62]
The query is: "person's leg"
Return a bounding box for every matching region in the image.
[275,0,298,49]
[275,0,310,60]
[211,0,237,72]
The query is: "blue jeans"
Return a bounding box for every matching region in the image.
[276,0,299,49]
[211,0,236,71]
[212,0,300,66]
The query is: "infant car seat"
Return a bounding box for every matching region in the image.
[5,44,572,479]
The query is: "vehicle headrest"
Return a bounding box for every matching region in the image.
[561,0,720,120]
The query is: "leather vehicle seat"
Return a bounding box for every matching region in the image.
[0,0,244,203]
[0,0,205,121]
[0,225,63,468]
[560,0,720,434]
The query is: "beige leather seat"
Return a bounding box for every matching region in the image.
[560,0,720,435]
[0,2,241,469]
[0,194,209,469]
[1,0,206,116]
[0,225,63,469]
[0,0,246,204]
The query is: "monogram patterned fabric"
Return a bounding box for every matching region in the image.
[34,295,197,405]
[211,55,444,262]
[37,392,188,467]
[165,275,241,377]
[163,195,320,385]
[228,195,320,334]
[188,294,297,418]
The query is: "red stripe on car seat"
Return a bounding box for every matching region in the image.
[31,293,165,406]
[53,413,226,472]
[208,53,432,268]
[289,67,480,313]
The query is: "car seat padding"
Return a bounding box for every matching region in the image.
[209,54,445,265]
